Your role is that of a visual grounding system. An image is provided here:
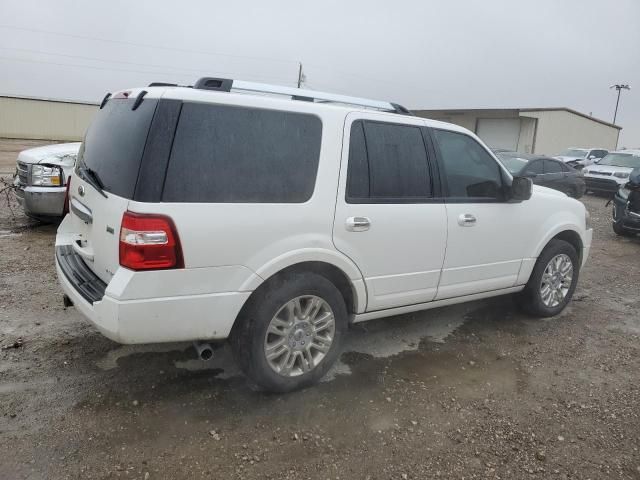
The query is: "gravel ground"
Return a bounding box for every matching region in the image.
[1,180,639,480]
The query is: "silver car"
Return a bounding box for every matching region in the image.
[13,142,80,219]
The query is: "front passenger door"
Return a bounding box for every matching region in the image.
[431,128,533,300]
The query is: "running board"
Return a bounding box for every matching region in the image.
[352,286,524,323]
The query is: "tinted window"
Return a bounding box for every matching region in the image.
[523,160,544,175]
[163,103,322,203]
[346,120,432,202]
[346,121,370,198]
[77,97,159,199]
[433,129,504,199]
[544,160,563,174]
[365,122,431,198]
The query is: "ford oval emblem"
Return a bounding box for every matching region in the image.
[78,185,85,196]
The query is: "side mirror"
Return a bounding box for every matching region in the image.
[588,155,596,160]
[509,176,533,201]
[594,158,601,164]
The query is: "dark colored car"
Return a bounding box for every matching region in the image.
[612,168,640,236]
[496,152,586,198]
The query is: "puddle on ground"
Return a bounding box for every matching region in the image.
[96,302,480,382]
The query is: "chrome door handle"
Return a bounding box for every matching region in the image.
[346,216,371,232]
[458,213,477,226]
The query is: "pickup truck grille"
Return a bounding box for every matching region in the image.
[16,161,29,186]
[589,171,612,176]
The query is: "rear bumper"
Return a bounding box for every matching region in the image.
[16,186,65,217]
[55,244,252,344]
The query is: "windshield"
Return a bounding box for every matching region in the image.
[559,149,587,158]
[598,153,640,168]
[496,154,528,174]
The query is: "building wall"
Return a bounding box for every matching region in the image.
[413,109,536,152]
[520,110,619,155]
[0,96,98,141]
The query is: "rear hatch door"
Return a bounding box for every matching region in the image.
[68,91,159,284]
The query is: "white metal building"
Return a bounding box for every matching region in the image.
[0,95,98,141]
[412,107,621,155]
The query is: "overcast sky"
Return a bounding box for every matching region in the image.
[1,0,639,147]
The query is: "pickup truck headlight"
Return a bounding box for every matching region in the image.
[613,172,630,179]
[31,164,64,186]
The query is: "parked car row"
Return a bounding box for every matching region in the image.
[495,151,586,198]
[554,147,609,169]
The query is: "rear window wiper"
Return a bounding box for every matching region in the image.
[79,166,108,198]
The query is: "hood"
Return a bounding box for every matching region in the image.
[17,142,81,166]
[554,155,583,163]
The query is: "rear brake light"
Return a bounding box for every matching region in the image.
[63,176,72,216]
[119,211,183,271]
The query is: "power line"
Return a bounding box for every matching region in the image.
[0,55,296,85]
[0,47,295,83]
[0,24,298,66]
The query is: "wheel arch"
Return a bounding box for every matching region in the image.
[236,249,367,322]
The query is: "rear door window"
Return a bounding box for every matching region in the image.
[544,159,564,174]
[77,97,159,199]
[163,103,322,203]
[346,120,433,202]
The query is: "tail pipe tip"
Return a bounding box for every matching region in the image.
[193,341,214,361]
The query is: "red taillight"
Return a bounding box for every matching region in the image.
[119,211,183,271]
[63,176,72,216]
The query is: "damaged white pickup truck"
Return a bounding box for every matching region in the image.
[14,142,80,220]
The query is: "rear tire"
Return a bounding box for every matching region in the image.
[518,239,579,317]
[230,272,347,392]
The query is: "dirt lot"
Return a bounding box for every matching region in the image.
[1,179,639,480]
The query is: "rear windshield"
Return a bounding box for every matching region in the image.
[76,97,158,198]
[162,102,322,203]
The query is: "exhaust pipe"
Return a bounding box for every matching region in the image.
[193,341,214,361]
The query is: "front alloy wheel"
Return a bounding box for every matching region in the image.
[539,254,573,307]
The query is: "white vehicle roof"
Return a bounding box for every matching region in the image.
[111,78,474,137]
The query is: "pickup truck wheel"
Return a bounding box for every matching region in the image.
[518,239,579,317]
[230,272,347,392]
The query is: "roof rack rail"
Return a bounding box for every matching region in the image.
[191,77,411,114]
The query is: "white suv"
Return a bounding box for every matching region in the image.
[56,78,592,392]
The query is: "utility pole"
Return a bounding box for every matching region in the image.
[297,62,304,88]
[610,84,630,124]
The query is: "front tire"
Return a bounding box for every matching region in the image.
[230,272,347,392]
[518,239,579,317]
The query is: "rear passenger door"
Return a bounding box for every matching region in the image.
[333,114,447,311]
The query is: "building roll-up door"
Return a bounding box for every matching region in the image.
[476,118,521,151]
